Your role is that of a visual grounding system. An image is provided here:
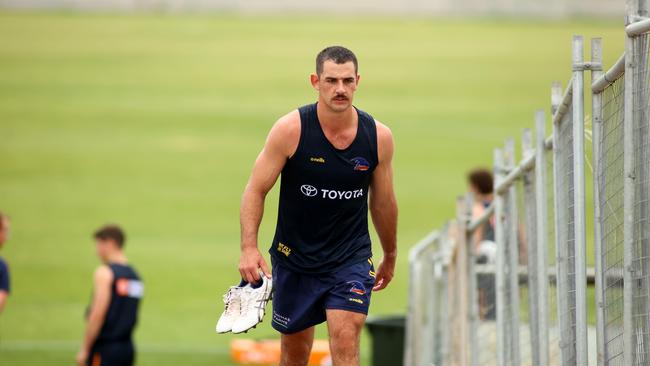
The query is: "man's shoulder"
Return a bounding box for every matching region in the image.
[267,110,301,157]
[373,119,394,162]
[94,264,114,282]
[373,119,392,138]
[274,109,301,133]
[0,257,7,272]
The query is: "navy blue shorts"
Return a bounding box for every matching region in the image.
[87,340,134,366]
[271,257,376,334]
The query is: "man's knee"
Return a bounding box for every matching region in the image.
[328,322,362,366]
[329,323,361,345]
[280,328,314,366]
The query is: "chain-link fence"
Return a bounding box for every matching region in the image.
[596,60,625,366]
[590,2,650,364]
[405,2,650,365]
[553,86,579,366]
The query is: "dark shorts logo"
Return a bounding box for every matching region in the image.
[347,280,366,295]
[300,184,318,197]
[351,157,370,171]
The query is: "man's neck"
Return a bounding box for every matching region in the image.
[106,252,128,265]
[316,100,356,131]
[475,193,493,203]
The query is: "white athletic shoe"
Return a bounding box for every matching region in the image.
[216,285,244,334]
[231,276,273,334]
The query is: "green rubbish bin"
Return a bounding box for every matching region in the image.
[365,315,405,366]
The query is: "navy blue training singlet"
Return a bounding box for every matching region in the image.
[270,103,378,274]
[92,263,143,345]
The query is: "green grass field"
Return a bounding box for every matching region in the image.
[0,11,623,365]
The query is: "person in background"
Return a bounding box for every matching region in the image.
[0,212,11,315]
[467,169,497,320]
[76,225,143,366]
[468,168,495,254]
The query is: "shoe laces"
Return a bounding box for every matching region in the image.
[223,287,242,316]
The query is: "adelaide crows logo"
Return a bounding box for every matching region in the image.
[347,281,367,295]
[351,157,370,171]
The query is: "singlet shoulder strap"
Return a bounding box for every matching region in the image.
[292,103,318,158]
[107,263,133,279]
[355,107,379,163]
[298,103,316,119]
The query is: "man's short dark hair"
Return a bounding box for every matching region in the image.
[94,224,126,248]
[316,46,358,76]
[467,168,494,195]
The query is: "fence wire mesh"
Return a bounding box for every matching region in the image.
[631,32,650,366]
[598,66,625,365]
[554,103,578,365]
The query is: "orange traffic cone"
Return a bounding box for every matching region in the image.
[231,339,331,366]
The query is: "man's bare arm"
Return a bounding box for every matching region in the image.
[369,121,398,291]
[76,266,112,366]
[0,291,7,314]
[239,111,300,283]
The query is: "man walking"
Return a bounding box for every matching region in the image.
[238,46,398,366]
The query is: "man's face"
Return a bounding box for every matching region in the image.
[468,184,480,197]
[0,218,10,247]
[95,239,113,262]
[311,60,359,113]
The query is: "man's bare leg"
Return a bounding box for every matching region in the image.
[280,326,315,366]
[326,309,366,366]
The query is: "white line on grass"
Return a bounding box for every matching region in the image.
[0,340,229,355]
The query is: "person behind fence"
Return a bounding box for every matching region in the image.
[467,168,497,320]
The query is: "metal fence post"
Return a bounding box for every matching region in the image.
[634,4,650,363]
[623,1,636,363]
[535,110,550,366]
[405,256,416,366]
[522,128,540,366]
[440,260,451,365]
[590,37,606,366]
[505,139,521,365]
[494,148,507,366]
[572,34,589,365]
[432,256,442,366]
[428,252,439,366]
[456,196,470,366]
[550,81,568,360]
[640,0,648,16]
[405,231,440,366]
[465,193,479,366]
